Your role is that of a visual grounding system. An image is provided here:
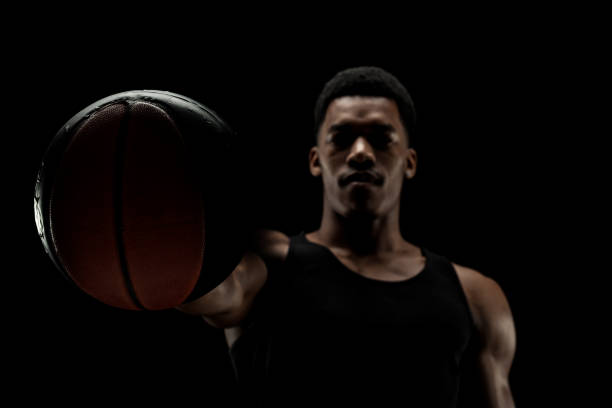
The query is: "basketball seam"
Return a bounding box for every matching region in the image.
[114,102,147,311]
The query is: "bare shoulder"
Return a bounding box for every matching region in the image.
[249,228,290,265]
[451,262,514,331]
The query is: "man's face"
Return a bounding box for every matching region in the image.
[309,96,417,219]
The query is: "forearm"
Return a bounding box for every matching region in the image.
[175,250,267,328]
[175,260,245,318]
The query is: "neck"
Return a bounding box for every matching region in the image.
[315,198,405,255]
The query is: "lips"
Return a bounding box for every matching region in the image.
[341,171,383,186]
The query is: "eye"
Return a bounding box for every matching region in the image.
[331,132,353,148]
[370,134,393,149]
[328,128,394,150]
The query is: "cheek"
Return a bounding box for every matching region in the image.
[320,156,342,180]
[319,161,338,193]
[381,161,407,195]
[389,158,406,179]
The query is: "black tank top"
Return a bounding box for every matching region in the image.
[228,231,476,406]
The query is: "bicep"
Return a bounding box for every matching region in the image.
[476,278,517,407]
[478,278,516,375]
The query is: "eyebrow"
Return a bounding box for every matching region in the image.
[328,122,395,134]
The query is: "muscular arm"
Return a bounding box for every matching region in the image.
[175,229,288,329]
[454,264,517,408]
[175,249,267,328]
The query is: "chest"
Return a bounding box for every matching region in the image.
[270,263,473,359]
[329,249,426,282]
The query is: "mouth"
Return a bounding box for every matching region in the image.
[341,171,383,187]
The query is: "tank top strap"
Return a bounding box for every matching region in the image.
[285,230,326,269]
[421,246,477,330]
[420,247,456,279]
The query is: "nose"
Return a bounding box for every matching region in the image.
[347,136,375,170]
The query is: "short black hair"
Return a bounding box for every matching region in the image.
[313,66,416,147]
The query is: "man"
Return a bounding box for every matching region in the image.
[177,67,516,407]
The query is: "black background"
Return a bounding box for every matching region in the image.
[10,8,595,407]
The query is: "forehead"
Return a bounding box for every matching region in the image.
[323,96,402,127]
[318,96,407,146]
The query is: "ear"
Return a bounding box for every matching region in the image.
[405,147,417,180]
[309,146,321,177]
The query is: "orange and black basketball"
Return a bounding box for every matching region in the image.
[34,91,250,311]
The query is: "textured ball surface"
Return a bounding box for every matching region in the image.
[34,91,248,310]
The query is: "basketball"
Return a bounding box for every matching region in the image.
[34,90,250,311]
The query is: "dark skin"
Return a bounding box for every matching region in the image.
[178,96,516,407]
